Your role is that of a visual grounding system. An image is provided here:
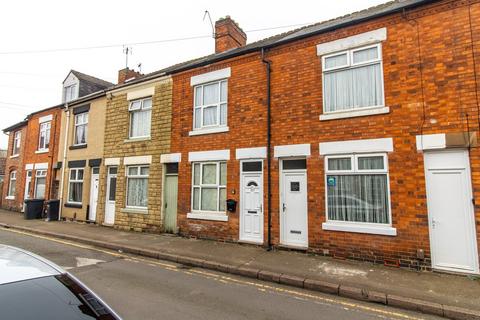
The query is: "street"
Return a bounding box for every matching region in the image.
[0,228,442,320]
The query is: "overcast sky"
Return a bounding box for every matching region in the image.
[0,0,386,149]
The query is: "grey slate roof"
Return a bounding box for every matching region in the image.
[70,70,114,98]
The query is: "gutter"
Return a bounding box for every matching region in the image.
[261,48,272,251]
[58,104,70,220]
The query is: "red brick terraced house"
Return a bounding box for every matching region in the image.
[163,0,480,274]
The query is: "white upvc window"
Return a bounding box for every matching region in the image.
[38,122,51,151]
[68,168,84,204]
[193,80,227,130]
[7,171,16,198]
[12,131,21,156]
[129,97,152,139]
[65,84,77,102]
[74,113,88,145]
[322,43,384,113]
[191,161,226,213]
[126,165,149,208]
[324,153,391,225]
[34,170,47,199]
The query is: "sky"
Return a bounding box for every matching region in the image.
[0,0,386,149]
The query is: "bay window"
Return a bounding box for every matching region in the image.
[126,166,149,208]
[7,171,16,198]
[193,80,227,130]
[325,154,390,225]
[74,113,88,145]
[322,44,384,113]
[129,97,152,138]
[38,122,51,151]
[34,170,47,199]
[68,168,84,203]
[191,161,226,213]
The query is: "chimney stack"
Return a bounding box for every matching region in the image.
[215,16,247,54]
[118,67,143,84]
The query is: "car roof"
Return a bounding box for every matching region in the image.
[0,245,63,285]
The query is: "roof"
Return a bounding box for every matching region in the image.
[0,245,62,285]
[2,120,28,133]
[69,70,113,89]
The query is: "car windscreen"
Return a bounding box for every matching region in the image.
[0,274,118,320]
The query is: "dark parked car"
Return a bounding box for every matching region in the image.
[0,244,122,320]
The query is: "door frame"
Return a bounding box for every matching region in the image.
[22,170,32,212]
[104,166,117,225]
[89,168,100,222]
[162,163,179,233]
[279,157,308,248]
[424,149,479,274]
[239,159,264,244]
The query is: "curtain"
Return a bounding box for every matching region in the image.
[203,83,218,105]
[328,158,351,171]
[220,104,227,125]
[201,188,217,211]
[75,124,87,144]
[203,106,217,126]
[353,47,378,64]
[194,108,201,128]
[131,109,151,137]
[327,174,389,224]
[202,164,216,184]
[35,178,46,198]
[69,182,83,202]
[219,188,226,211]
[127,177,148,207]
[358,156,384,170]
[9,180,16,196]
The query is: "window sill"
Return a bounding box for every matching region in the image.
[10,155,19,159]
[121,207,148,214]
[124,137,151,143]
[322,221,397,236]
[319,106,390,121]
[187,212,228,222]
[64,202,82,208]
[69,144,87,150]
[35,149,49,154]
[189,126,229,136]
[5,196,14,200]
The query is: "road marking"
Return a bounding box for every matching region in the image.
[76,257,105,268]
[0,228,428,320]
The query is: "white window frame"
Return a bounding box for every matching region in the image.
[125,165,149,209]
[73,112,88,146]
[7,171,16,198]
[192,79,228,131]
[38,122,51,151]
[12,131,21,156]
[191,161,227,215]
[65,84,77,102]
[67,168,84,204]
[321,43,385,114]
[34,169,47,199]
[128,97,152,139]
[323,153,394,233]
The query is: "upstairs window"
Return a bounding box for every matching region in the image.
[38,122,51,151]
[7,171,16,198]
[325,154,390,225]
[193,80,227,130]
[68,168,84,203]
[34,170,47,199]
[192,161,226,213]
[74,113,88,145]
[65,84,77,102]
[12,131,21,156]
[322,44,384,113]
[129,97,152,138]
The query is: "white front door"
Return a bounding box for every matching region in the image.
[424,150,479,274]
[240,161,263,243]
[22,171,32,212]
[104,166,117,225]
[89,168,100,222]
[280,159,308,248]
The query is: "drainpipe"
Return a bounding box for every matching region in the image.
[58,105,70,220]
[262,48,272,251]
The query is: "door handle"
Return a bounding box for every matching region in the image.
[431,219,436,228]
[282,203,286,212]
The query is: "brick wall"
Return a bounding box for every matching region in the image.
[97,79,173,232]
[171,0,480,269]
[1,125,27,212]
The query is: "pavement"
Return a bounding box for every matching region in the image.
[0,209,479,319]
[0,227,443,320]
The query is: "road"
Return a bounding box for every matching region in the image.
[0,228,442,320]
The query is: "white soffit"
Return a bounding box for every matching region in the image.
[124,155,152,165]
[105,158,120,166]
[236,147,267,160]
[190,67,231,86]
[127,87,155,101]
[316,27,387,56]
[274,144,311,158]
[160,153,182,163]
[188,149,230,162]
[319,138,393,155]
[39,115,53,123]
[34,163,48,170]
[416,134,446,151]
